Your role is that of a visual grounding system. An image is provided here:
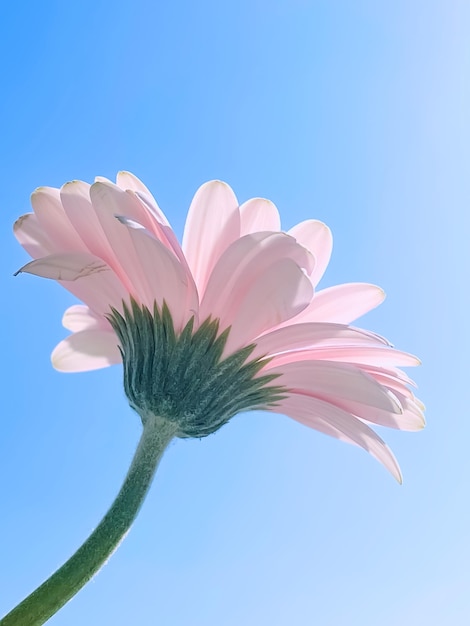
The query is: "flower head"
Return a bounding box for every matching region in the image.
[14,172,423,481]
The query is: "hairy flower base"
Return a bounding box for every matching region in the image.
[108,299,287,438]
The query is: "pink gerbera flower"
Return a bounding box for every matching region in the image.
[14,172,423,482]
[7,172,425,625]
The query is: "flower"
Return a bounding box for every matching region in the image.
[14,172,423,481]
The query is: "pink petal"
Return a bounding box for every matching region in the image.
[96,184,168,243]
[61,181,142,298]
[31,187,86,252]
[62,276,129,318]
[90,181,159,303]
[273,394,402,481]
[15,252,111,281]
[239,198,281,235]
[282,364,424,430]
[360,364,418,397]
[116,171,155,197]
[200,232,314,324]
[267,360,402,413]
[60,181,119,266]
[116,171,171,226]
[343,391,425,431]
[117,218,199,331]
[61,181,181,293]
[62,305,111,332]
[265,345,420,369]
[223,259,314,355]
[15,252,129,316]
[182,180,241,296]
[131,191,191,272]
[288,220,332,285]
[51,330,122,372]
[285,283,386,326]
[91,181,158,236]
[13,213,55,258]
[251,322,389,360]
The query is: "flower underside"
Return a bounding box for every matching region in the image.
[3,172,424,626]
[108,298,287,438]
[12,172,424,481]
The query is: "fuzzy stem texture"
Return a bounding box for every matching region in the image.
[1,415,176,626]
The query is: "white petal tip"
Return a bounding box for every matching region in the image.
[377,287,386,300]
[314,220,331,233]
[384,450,403,483]
[200,179,233,192]
[13,214,31,232]
[61,180,81,190]
[382,450,403,484]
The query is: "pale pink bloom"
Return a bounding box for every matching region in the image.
[14,173,423,481]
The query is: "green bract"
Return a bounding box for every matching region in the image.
[108,299,287,438]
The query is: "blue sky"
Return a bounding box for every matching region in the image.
[1,1,469,624]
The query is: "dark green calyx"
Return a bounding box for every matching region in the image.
[107,299,287,438]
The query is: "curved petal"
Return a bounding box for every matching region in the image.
[285,283,386,326]
[342,391,426,431]
[239,198,281,235]
[251,322,389,360]
[51,330,122,372]
[14,213,55,258]
[288,220,332,285]
[116,171,171,226]
[182,180,240,296]
[61,276,128,318]
[117,218,198,330]
[15,252,111,281]
[60,181,119,266]
[360,364,418,397]
[272,393,402,481]
[267,360,402,413]
[60,181,185,295]
[31,187,86,252]
[200,232,314,323]
[265,345,420,369]
[91,180,159,235]
[61,181,141,298]
[62,304,111,332]
[116,171,155,197]
[223,259,314,355]
[275,361,423,430]
[15,252,129,315]
[131,191,190,271]
[90,181,159,303]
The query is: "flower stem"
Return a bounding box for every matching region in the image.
[1,415,176,626]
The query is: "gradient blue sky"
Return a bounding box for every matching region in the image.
[1,1,469,624]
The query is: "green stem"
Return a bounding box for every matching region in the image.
[1,415,176,626]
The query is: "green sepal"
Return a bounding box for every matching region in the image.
[107,299,288,438]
